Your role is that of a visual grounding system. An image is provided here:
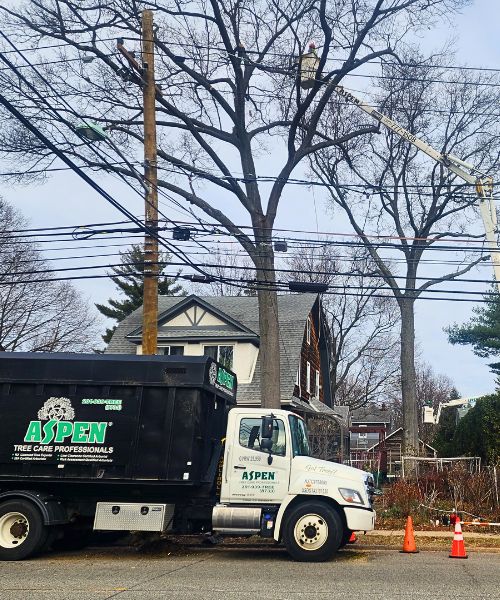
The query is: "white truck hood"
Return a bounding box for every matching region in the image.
[291,456,371,486]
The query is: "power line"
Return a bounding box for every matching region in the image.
[0,72,208,278]
[7,35,500,77]
[1,257,496,288]
[0,267,497,303]
[0,32,496,298]
[0,34,212,278]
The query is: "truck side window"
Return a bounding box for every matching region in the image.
[239,418,286,456]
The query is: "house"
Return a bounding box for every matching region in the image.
[107,293,333,409]
[106,293,349,461]
[349,402,392,467]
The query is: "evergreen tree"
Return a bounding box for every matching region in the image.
[450,394,500,464]
[96,245,185,344]
[446,289,500,376]
[433,388,460,457]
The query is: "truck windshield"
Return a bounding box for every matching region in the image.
[289,415,310,457]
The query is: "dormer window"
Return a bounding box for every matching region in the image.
[306,317,311,345]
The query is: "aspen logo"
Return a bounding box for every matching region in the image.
[24,397,108,445]
[241,471,275,481]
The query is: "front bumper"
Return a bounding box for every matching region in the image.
[344,506,376,531]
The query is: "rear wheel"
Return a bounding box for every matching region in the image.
[283,501,342,562]
[0,500,46,561]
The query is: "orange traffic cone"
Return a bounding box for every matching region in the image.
[400,516,419,553]
[348,532,357,544]
[449,521,468,559]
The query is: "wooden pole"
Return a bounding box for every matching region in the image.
[141,9,158,355]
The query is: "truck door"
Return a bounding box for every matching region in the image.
[225,415,291,503]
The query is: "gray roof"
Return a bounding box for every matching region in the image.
[350,402,392,424]
[128,327,254,341]
[309,398,350,428]
[106,293,318,406]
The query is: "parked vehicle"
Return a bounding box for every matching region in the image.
[0,353,375,561]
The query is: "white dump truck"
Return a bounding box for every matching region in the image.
[0,353,375,561]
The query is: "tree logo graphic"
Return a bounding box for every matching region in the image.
[209,362,217,386]
[37,397,75,421]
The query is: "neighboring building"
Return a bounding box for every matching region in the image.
[349,402,392,467]
[107,293,333,411]
[366,428,437,478]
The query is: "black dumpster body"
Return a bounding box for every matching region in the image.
[0,353,236,509]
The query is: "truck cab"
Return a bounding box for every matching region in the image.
[214,408,376,561]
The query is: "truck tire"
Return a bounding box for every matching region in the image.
[0,499,46,561]
[283,501,342,562]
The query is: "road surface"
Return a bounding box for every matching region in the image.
[0,544,498,599]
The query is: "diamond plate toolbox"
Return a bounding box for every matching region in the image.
[93,502,174,531]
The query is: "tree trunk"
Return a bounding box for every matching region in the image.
[253,245,281,409]
[399,297,419,475]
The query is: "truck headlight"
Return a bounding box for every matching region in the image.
[339,488,364,504]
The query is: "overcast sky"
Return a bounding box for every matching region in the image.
[1,0,499,398]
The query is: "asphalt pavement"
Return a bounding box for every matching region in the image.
[0,544,499,599]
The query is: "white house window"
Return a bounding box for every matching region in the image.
[306,361,311,393]
[158,346,184,356]
[203,345,234,370]
[315,370,320,397]
[306,317,311,345]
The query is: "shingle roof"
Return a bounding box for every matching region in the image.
[367,427,437,454]
[350,402,392,424]
[106,293,318,406]
[128,327,255,341]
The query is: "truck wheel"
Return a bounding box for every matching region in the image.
[0,500,46,561]
[283,501,342,562]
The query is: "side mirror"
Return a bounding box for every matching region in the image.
[260,415,275,465]
[261,415,273,439]
[260,438,273,452]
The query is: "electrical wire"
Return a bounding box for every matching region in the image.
[0,267,497,304]
[0,257,497,288]
[0,34,212,278]
[4,32,215,242]
[1,31,498,301]
[6,35,500,77]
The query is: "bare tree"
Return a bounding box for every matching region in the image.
[312,54,500,459]
[287,245,399,409]
[416,363,455,445]
[388,362,455,445]
[190,249,256,297]
[0,0,467,407]
[0,198,100,352]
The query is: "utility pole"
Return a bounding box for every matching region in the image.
[141,9,159,355]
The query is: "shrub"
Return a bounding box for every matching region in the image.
[380,480,422,517]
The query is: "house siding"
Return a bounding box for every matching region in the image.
[294,311,323,403]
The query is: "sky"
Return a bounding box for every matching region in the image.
[1,0,499,398]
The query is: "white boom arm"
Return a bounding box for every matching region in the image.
[334,85,500,292]
[423,396,480,424]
